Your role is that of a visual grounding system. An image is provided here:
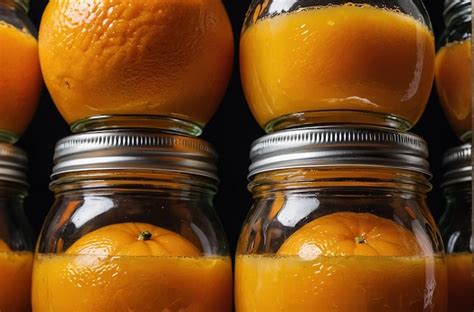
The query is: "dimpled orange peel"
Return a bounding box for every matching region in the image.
[278,212,422,257]
[39,0,234,133]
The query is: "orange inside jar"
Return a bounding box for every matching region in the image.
[240,3,435,132]
[435,39,472,141]
[0,20,42,143]
[39,0,234,135]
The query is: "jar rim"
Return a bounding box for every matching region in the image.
[248,126,431,179]
[52,130,219,181]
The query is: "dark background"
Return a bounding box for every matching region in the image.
[23,0,458,252]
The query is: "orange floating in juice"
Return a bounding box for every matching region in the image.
[39,0,234,133]
[240,4,435,131]
[0,241,33,312]
[446,253,472,311]
[235,213,447,311]
[435,40,472,140]
[0,22,42,141]
[32,223,233,311]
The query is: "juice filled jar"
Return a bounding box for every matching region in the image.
[235,127,447,311]
[438,143,472,311]
[0,0,42,143]
[435,0,472,141]
[241,0,435,132]
[0,143,34,312]
[39,0,234,136]
[32,131,232,312]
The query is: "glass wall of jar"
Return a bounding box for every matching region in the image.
[32,131,232,312]
[435,0,472,142]
[240,0,435,133]
[438,143,472,311]
[0,143,34,312]
[38,0,234,136]
[0,0,42,143]
[235,127,447,312]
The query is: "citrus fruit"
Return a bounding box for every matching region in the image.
[66,222,200,257]
[39,0,234,128]
[279,212,421,257]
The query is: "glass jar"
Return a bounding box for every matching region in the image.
[0,0,42,143]
[235,127,447,311]
[241,0,435,132]
[0,143,34,312]
[32,131,232,312]
[435,0,472,141]
[38,0,234,136]
[438,143,472,311]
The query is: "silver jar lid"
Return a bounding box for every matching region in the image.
[52,130,218,181]
[442,143,472,187]
[249,127,430,178]
[0,143,28,186]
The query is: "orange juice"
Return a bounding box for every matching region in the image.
[0,22,42,140]
[240,4,435,131]
[435,40,472,139]
[32,254,232,311]
[446,253,472,311]
[39,0,234,131]
[235,255,447,311]
[0,251,33,312]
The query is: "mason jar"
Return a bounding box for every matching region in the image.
[235,127,447,311]
[0,0,42,143]
[438,143,472,311]
[32,130,232,312]
[0,143,34,312]
[240,0,435,132]
[435,0,472,141]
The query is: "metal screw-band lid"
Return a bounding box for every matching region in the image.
[52,130,218,181]
[249,127,431,178]
[444,0,472,26]
[442,143,472,187]
[0,143,28,186]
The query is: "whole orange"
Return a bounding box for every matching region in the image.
[39,0,234,129]
[66,222,200,256]
[279,212,422,257]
